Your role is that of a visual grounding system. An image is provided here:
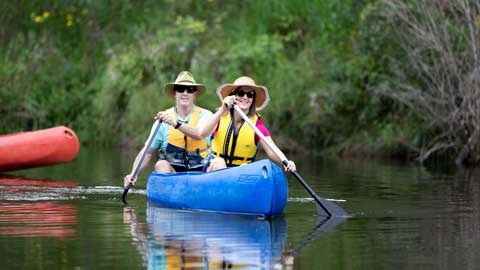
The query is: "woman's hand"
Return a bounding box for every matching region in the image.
[222,96,236,111]
[284,160,296,172]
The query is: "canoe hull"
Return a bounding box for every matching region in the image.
[0,126,80,172]
[147,159,288,216]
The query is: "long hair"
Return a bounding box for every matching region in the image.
[247,95,257,117]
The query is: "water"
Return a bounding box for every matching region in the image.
[1,147,479,269]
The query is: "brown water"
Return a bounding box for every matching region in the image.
[0,147,479,269]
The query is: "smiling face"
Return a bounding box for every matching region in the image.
[232,87,256,114]
[174,85,197,107]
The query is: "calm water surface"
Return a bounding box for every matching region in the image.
[1,147,479,269]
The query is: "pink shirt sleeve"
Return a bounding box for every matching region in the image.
[255,118,270,144]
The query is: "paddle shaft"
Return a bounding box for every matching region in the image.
[233,105,334,216]
[122,120,162,204]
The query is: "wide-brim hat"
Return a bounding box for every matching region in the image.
[216,76,270,111]
[165,71,206,99]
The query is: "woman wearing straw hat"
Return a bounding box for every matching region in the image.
[197,76,296,172]
[124,71,213,189]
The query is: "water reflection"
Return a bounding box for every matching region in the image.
[0,175,78,238]
[0,201,77,237]
[124,202,291,269]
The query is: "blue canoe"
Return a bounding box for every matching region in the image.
[146,159,288,216]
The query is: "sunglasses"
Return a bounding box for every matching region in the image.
[234,90,255,99]
[174,86,197,94]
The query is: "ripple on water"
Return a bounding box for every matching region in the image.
[0,176,145,201]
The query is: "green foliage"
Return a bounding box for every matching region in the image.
[0,0,420,158]
[212,34,286,78]
[0,32,94,136]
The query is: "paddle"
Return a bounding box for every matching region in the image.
[233,105,348,217]
[121,120,162,204]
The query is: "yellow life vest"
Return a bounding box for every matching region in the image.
[166,106,209,158]
[211,112,258,166]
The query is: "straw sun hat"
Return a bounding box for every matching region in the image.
[216,76,270,111]
[164,71,206,99]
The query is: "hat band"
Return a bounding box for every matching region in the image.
[176,80,195,84]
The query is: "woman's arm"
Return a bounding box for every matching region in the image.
[260,137,296,172]
[197,96,237,137]
[196,106,227,137]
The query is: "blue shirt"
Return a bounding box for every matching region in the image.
[147,121,170,151]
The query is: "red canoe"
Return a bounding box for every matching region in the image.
[0,126,80,172]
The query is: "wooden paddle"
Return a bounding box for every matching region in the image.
[233,105,349,217]
[121,120,162,204]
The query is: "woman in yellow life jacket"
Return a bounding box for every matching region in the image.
[124,71,213,189]
[196,76,296,172]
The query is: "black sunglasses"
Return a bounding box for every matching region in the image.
[174,85,197,94]
[234,90,255,99]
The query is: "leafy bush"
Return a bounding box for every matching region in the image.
[1,0,437,162]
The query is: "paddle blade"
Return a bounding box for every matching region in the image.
[316,198,349,218]
[290,170,349,217]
